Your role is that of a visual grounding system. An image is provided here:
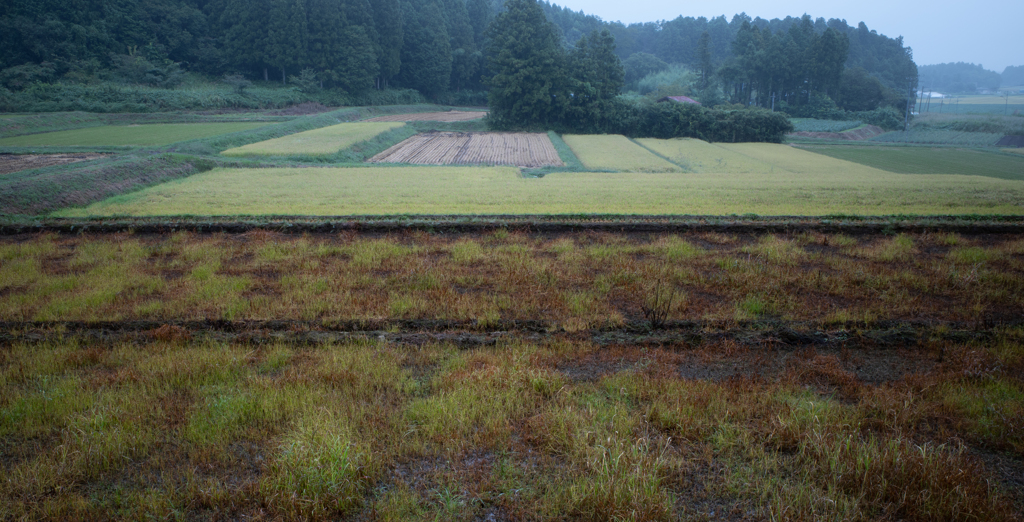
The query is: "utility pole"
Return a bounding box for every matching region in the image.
[904,79,913,132]
[1006,91,1011,115]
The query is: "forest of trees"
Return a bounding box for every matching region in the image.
[1,0,920,120]
[919,63,1003,93]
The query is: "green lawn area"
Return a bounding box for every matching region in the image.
[220,122,405,157]
[797,145,1024,180]
[0,122,271,147]
[55,166,1024,217]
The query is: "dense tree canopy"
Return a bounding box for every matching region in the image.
[1,0,921,112]
[919,62,1002,93]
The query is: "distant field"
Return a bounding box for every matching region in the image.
[562,135,682,172]
[932,94,1024,105]
[636,138,775,173]
[364,111,486,122]
[919,104,1024,115]
[789,119,863,133]
[871,129,1003,147]
[220,122,405,157]
[799,146,1024,180]
[0,123,271,147]
[55,165,1024,217]
[369,132,562,167]
[1004,148,1024,155]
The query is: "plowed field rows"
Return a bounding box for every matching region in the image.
[364,111,487,122]
[369,132,563,167]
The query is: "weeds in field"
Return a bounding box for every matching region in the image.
[2,231,1023,325]
[1,337,1022,520]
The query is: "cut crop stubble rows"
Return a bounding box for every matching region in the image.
[368,132,563,167]
[1,230,1022,326]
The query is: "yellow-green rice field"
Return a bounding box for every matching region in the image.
[636,138,776,173]
[220,122,405,157]
[55,165,1024,217]
[562,135,682,172]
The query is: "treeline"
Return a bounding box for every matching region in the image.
[918,62,1021,93]
[487,0,792,142]
[0,0,496,100]
[540,3,918,123]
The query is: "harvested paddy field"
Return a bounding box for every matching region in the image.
[220,122,405,157]
[563,134,683,172]
[55,166,1024,216]
[0,122,271,147]
[364,110,487,122]
[369,132,562,167]
[1,228,1022,521]
[1,230,1022,324]
[0,153,108,175]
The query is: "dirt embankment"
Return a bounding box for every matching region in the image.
[0,153,109,175]
[790,124,887,141]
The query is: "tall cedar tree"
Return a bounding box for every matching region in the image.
[372,0,404,88]
[485,0,568,129]
[267,0,307,83]
[397,1,451,98]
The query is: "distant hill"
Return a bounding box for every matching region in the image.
[919,63,1002,93]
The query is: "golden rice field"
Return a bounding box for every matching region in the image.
[636,138,776,173]
[562,135,682,172]
[220,122,405,157]
[55,165,1024,217]
[716,142,895,176]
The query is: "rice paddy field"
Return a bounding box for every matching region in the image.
[52,164,1024,217]
[0,122,271,147]
[797,146,1024,180]
[220,122,405,157]
[635,138,776,173]
[3,107,1024,521]
[1,230,1023,520]
[562,135,682,172]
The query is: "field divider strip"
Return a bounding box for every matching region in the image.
[0,320,1012,349]
[3,216,1024,235]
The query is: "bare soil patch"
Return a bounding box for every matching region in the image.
[0,153,108,175]
[791,124,887,141]
[364,110,487,122]
[369,131,563,167]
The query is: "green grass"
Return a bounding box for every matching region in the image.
[562,134,682,172]
[790,119,864,133]
[0,123,272,147]
[871,129,1003,147]
[53,165,1024,217]
[220,122,406,157]
[798,146,1024,180]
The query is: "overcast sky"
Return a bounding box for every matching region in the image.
[549,0,1022,72]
